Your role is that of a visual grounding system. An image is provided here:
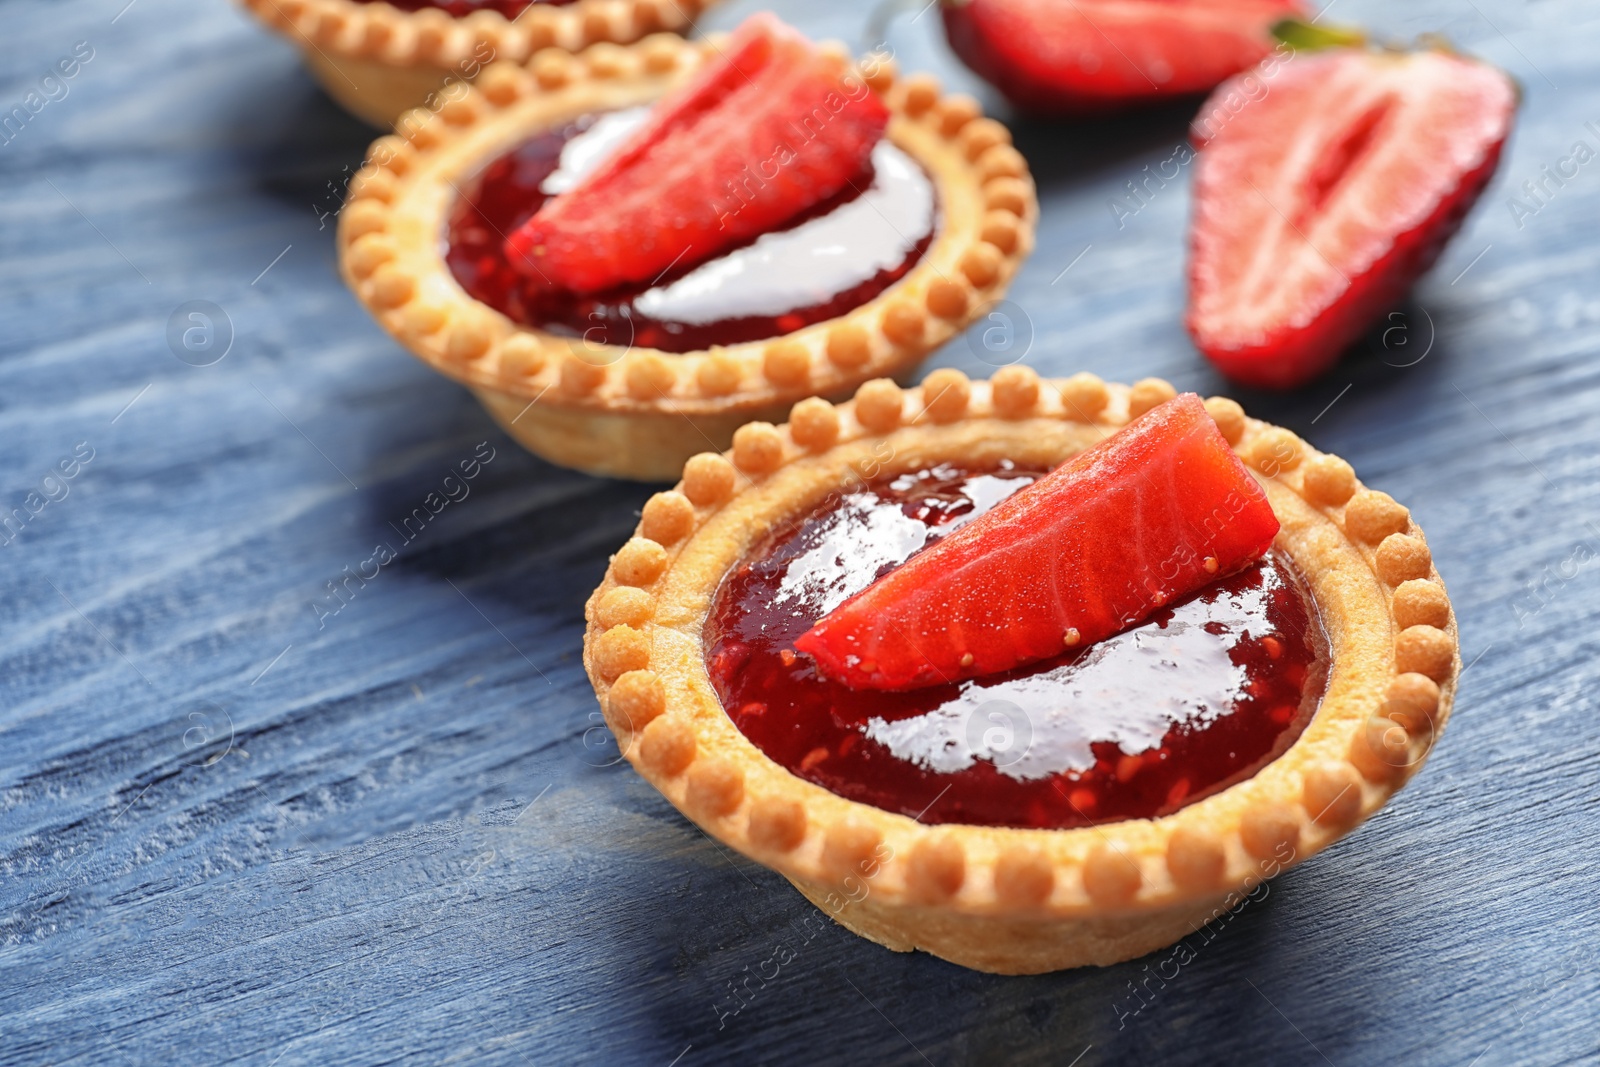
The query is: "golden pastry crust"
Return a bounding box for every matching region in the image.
[336,36,1037,480]
[235,0,713,126]
[581,370,1460,974]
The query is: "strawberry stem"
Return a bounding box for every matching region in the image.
[1270,18,1367,52]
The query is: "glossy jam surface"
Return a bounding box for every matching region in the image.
[350,1,572,16]
[446,108,936,353]
[705,464,1328,829]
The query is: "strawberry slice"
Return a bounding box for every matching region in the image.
[941,0,1303,114]
[503,15,889,295]
[794,393,1280,690]
[1187,47,1517,389]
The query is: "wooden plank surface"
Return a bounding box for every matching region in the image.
[2,0,1597,1063]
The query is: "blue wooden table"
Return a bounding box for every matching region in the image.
[2,0,1597,1063]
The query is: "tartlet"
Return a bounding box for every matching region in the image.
[581,369,1459,973]
[337,34,1036,481]
[236,0,715,126]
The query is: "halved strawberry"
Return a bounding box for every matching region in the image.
[794,393,1280,690]
[1187,47,1517,389]
[941,0,1303,114]
[504,15,889,295]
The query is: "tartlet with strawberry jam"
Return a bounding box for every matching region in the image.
[237,0,718,126]
[338,18,1036,479]
[584,369,1459,973]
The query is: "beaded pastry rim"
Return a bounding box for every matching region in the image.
[335,33,1037,417]
[237,0,711,75]
[581,370,1461,920]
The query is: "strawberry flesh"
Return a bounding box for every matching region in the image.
[794,393,1280,690]
[942,0,1303,114]
[1187,49,1518,389]
[504,15,889,295]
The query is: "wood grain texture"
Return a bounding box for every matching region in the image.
[2,0,1598,1064]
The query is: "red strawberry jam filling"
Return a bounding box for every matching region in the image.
[446,109,935,352]
[349,1,572,16]
[705,464,1328,829]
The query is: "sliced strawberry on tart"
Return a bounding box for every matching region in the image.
[339,18,1036,479]
[503,16,890,294]
[796,392,1281,689]
[1187,41,1518,388]
[586,369,1459,974]
[943,0,1304,114]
